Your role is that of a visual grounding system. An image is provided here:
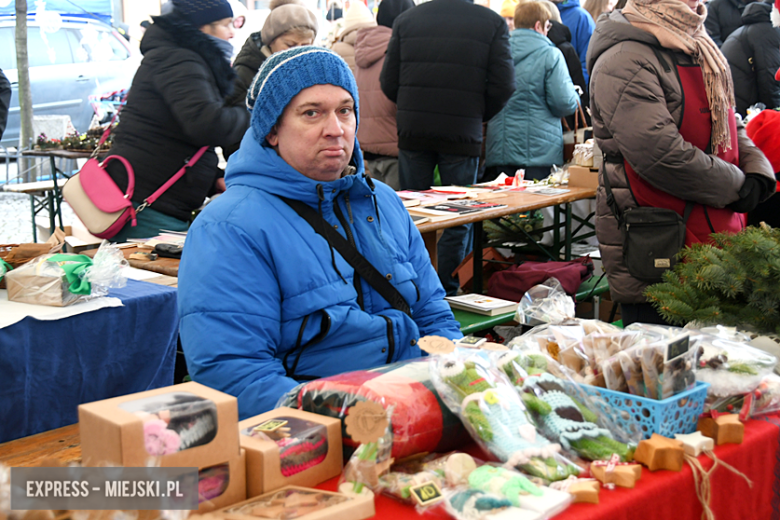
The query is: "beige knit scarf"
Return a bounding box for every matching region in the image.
[623,0,735,153]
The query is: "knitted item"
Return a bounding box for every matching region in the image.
[246,46,359,143]
[277,432,329,476]
[448,489,513,518]
[172,0,233,27]
[438,358,577,481]
[468,466,542,507]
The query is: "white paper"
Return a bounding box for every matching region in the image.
[0,289,124,329]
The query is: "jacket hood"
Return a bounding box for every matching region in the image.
[225,129,367,205]
[557,0,582,12]
[547,19,572,45]
[511,28,556,62]
[145,13,236,97]
[742,1,771,24]
[586,10,660,74]
[354,26,392,69]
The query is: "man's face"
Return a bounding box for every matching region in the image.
[266,84,356,182]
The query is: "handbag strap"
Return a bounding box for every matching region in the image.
[280,196,412,317]
[93,91,128,158]
[601,155,694,226]
[136,146,209,213]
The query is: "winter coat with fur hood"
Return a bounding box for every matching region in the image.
[106,14,249,222]
[354,26,399,157]
[722,2,780,116]
[587,11,774,304]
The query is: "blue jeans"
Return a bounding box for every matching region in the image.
[398,150,479,295]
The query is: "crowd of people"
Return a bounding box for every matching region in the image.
[94,0,780,414]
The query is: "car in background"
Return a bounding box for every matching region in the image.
[0,14,141,148]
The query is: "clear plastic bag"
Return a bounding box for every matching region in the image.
[430,351,581,482]
[640,335,699,400]
[339,407,394,495]
[695,334,776,398]
[493,350,639,461]
[4,242,127,306]
[618,346,645,396]
[515,278,575,325]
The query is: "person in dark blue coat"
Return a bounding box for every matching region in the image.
[178,47,462,417]
[485,1,580,180]
[722,1,780,116]
[554,0,596,83]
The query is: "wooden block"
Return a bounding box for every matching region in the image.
[590,462,642,488]
[697,414,744,445]
[633,434,685,472]
[675,431,715,456]
[568,480,600,503]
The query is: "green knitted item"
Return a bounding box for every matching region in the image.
[463,401,493,442]
[468,466,542,507]
[521,392,552,416]
[446,363,493,397]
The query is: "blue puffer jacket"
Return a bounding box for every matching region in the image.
[557,0,595,84]
[178,131,462,418]
[485,29,579,168]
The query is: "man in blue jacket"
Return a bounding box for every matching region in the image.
[178,47,462,418]
[554,0,595,83]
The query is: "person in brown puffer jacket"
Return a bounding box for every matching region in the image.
[587,0,775,326]
[353,0,415,189]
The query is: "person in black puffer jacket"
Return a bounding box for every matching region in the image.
[722,1,780,116]
[106,0,249,241]
[379,0,515,295]
[705,0,763,46]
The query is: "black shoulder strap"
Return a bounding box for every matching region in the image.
[280,196,412,317]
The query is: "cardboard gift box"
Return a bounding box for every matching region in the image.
[568,165,599,190]
[79,382,240,468]
[239,408,343,498]
[197,449,247,514]
[213,485,374,520]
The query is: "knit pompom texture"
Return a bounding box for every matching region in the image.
[246,46,360,145]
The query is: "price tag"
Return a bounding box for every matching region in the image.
[410,481,444,506]
[665,335,690,362]
[344,401,388,444]
[253,419,288,433]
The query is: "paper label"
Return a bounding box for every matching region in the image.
[418,336,456,355]
[253,419,288,433]
[410,481,443,506]
[344,401,388,444]
[665,335,690,363]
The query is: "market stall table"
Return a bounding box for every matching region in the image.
[1,416,778,520]
[0,279,178,443]
[413,186,597,293]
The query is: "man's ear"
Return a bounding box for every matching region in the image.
[266,125,279,147]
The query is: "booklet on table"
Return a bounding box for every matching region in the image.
[445,294,518,316]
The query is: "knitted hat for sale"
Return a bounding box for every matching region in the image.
[246,46,359,144]
[746,109,780,174]
[172,0,233,27]
[261,4,319,46]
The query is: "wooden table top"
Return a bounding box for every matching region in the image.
[85,246,180,278]
[0,424,80,467]
[413,186,597,234]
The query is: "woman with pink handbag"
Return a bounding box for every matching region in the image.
[104,0,249,241]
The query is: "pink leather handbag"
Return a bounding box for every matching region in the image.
[62,100,207,239]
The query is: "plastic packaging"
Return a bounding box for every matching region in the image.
[493,350,638,461]
[695,334,776,397]
[4,241,127,306]
[339,407,394,494]
[430,351,580,481]
[515,278,575,325]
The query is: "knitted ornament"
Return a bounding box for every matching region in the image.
[468,466,542,507]
[277,432,329,476]
[143,419,181,456]
[746,109,780,174]
[437,357,578,481]
[172,0,233,27]
[447,489,513,520]
[261,4,319,45]
[246,46,359,145]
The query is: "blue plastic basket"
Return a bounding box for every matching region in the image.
[576,381,711,440]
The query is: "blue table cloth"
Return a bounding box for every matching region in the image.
[0,280,178,443]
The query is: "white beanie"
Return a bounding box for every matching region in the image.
[338,1,376,36]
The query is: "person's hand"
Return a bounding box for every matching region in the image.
[727,175,772,213]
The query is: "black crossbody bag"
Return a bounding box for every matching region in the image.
[279,196,412,317]
[602,156,694,283]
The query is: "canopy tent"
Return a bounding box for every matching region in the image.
[0,1,114,25]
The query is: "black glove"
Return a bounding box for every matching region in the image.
[727,175,773,214]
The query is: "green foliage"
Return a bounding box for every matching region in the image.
[645,225,780,334]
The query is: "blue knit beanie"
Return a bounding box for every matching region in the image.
[172,0,233,27]
[247,46,359,146]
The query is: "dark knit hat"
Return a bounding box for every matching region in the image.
[376,0,415,28]
[747,109,780,174]
[172,0,233,27]
[246,46,359,145]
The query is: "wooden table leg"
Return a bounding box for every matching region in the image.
[422,230,438,271]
